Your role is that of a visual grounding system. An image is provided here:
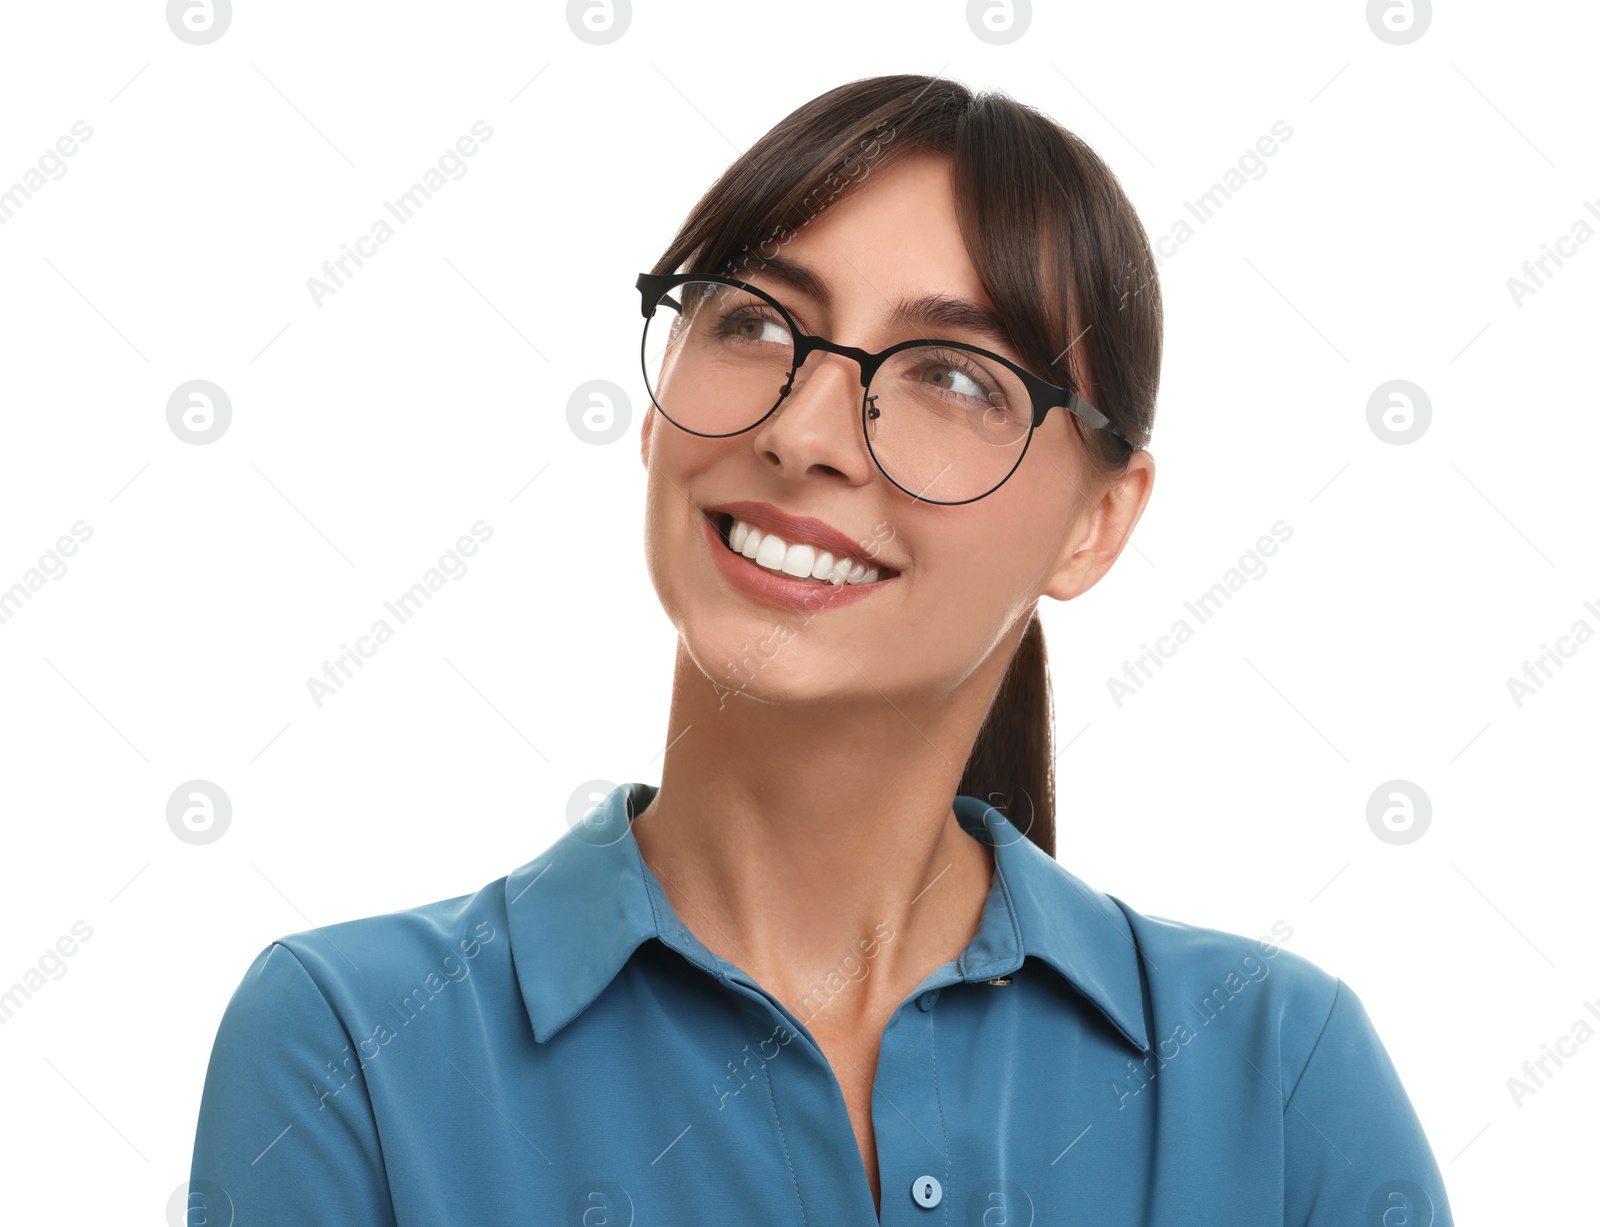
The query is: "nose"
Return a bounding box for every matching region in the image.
[750,347,875,484]
[785,344,869,401]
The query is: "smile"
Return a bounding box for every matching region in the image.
[713,513,888,586]
[699,511,897,614]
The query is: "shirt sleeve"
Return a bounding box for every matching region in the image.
[188,942,396,1227]
[1282,978,1454,1227]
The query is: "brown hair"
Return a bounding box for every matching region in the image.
[645,73,1162,858]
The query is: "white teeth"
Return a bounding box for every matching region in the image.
[780,543,817,578]
[754,533,787,571]
[717,516,886,585]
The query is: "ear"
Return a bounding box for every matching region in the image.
[1041,449,1155,602]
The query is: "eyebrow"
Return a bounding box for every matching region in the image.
[742,253,1024,359]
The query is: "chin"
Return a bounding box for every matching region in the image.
[676,616,843,708]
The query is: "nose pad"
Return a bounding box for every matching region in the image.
[761,347,877,481]
[779,349,865,417]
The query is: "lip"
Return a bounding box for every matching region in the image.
[700,513,896,614]
[701,501,901,577]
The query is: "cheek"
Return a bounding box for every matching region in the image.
[970,443,1083,580]
[885,519,1035,654]
[924,496,1045,593]
[642,483,694,581]
[640,474,691,606]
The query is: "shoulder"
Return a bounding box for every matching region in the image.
[223,874,515,1030]
[1085,898,1452,1218]
[191,883,518,1220]
[1109,896,1344,1081]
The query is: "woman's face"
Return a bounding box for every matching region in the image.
[639,151,1154,708]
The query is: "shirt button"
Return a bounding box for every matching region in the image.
[916,988,939,1011]
[910,1175,943,1208]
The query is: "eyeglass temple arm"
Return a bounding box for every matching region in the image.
[1064,391,1113,433]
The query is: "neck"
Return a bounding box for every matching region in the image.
[629,634,1015,1029]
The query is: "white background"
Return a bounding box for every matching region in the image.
[0,1,1594,1222]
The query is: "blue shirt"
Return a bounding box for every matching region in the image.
[189,782,1455,1225]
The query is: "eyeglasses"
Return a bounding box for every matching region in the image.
[636,272,1122,505]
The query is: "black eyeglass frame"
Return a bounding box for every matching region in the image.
[636,271,1125,506]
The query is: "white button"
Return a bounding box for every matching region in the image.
[911,1175,942,1208]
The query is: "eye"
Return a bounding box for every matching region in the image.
[919,359,986,401]
[913,349,1003,407]
[720,306,792,348]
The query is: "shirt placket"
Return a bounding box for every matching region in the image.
[638,829,1023,1225]
[871,977,964,1225]
[718,959,971,1227]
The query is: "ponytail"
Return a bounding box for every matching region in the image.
[957,610,1056,859]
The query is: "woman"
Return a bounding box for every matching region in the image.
[189,74,1454,1225]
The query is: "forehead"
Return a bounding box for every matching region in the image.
[737,153,1021,357]
[757,153,988,303]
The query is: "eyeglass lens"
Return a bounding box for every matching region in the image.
[643,280,1035,502]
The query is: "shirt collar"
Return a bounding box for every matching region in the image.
[504,782,1150,1054]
